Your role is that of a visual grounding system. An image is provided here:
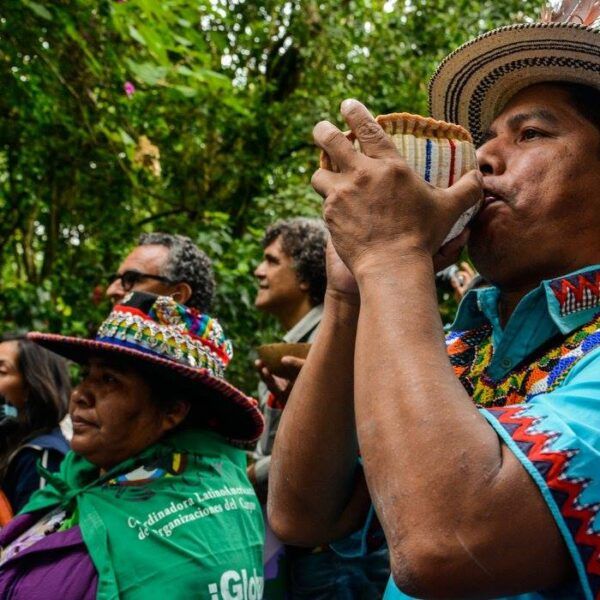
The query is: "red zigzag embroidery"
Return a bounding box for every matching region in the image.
[550,272,600,315]
[495,406,600,585]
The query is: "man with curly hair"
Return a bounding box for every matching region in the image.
[252,217,390,599]
[106,232,215,312]
[254,217,327,331]
[252,218,327,490]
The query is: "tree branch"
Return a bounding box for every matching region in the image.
[134,207,199,227]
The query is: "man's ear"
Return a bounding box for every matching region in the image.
[299,280,310,292]
[172,282,193,304]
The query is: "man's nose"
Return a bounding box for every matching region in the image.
[254,262,266,278]
[105,279,124,304]
[476,138,506,177]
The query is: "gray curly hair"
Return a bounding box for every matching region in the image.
[262,217,328,306]
[138,232,215,312]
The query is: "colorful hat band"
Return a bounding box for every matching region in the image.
[96,300,232,378]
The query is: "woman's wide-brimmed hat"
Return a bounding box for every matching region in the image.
[28,292,264,443]
[429,17,600,146]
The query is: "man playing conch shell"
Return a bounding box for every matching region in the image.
[268,2,600,599]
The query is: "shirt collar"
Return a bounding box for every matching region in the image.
[283,304,324,343]
[450,264,600,379]
[452,264,600,334]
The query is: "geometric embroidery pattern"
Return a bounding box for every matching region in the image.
[488,406,600,599]
[550,270,600,317]
[446,313,600,407]
[97,305,231,378]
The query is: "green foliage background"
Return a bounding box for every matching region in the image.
[1,0,538,390]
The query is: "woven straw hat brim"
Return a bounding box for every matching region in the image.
[27,332,264,443]
[429,23,600,146]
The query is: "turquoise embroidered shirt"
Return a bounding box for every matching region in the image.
[338,264,600,600]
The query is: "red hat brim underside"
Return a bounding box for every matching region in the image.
[27,332,264,444]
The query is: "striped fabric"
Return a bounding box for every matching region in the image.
[319,112,480,242]
[352,112,478,188]
[385,133,477,188]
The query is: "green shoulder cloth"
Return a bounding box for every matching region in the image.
[23,428,265,600]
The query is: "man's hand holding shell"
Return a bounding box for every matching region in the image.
[312,99,483,277]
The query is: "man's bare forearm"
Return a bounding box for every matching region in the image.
[268,290,368,545]
[352,253,568,595]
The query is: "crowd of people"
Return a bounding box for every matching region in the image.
[1,5,599,600]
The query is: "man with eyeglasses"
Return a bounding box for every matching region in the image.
[106,232,215,312]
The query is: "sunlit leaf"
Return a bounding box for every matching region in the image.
[23,1,52,20]
[126,59,169,86]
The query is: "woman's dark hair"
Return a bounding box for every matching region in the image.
[144,368,233,437]
[0,334,71,444]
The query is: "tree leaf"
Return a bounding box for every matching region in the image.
[125,59,169,86]
[23,1,52,20]
[128,25,147,46]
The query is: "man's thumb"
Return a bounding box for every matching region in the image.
[280,356,306,369]
[445,169,483,217]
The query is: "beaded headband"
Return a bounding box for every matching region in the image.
[96,293,232,379]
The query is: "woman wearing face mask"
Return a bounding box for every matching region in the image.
[0,334,71,521]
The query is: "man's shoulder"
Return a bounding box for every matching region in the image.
[284,304,324,343]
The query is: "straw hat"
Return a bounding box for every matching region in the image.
[429,2,600,145]
[28,292,264,443]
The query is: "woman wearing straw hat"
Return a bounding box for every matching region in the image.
[0,292,265,599]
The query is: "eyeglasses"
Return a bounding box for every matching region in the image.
[108,270,177,292]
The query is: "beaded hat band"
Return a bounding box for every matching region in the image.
[28,292,264,443]
[95,297,232,378]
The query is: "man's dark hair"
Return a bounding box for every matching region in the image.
[552,81,600,135]
[262,217,328,306]
[138,232,215,312]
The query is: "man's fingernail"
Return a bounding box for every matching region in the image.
[341,98,359,112]
[314,120,334,136]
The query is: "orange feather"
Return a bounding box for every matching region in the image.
[541,0,600,25]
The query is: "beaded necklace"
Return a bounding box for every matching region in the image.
[446,313,600,407]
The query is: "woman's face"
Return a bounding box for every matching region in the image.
[0,341,26,412]
[70,357,182,470]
